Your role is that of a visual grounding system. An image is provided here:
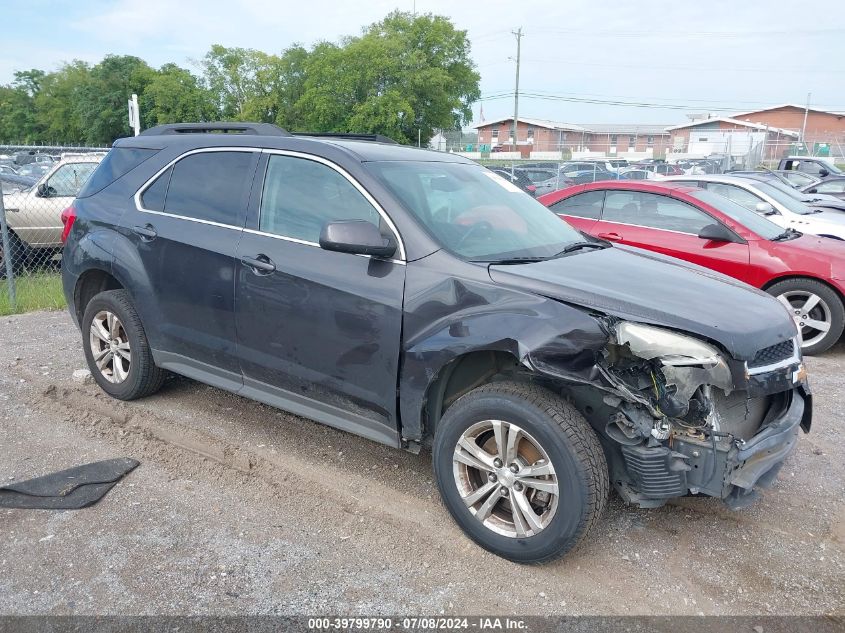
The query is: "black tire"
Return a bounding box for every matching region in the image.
[766,278,844,355]
[0,230,28,277]
[432,381,609,564]
[81,289,166,400]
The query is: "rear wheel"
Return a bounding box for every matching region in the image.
[767,278,844,355]
[81,290,166,399]
[432,381,608,564]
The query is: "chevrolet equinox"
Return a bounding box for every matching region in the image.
[61,123,811,563]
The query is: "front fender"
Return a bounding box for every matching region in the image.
[399,253,608,441]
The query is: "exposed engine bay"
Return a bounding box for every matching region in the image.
[528,318,810,509]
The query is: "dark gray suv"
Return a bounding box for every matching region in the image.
[61,123,811,563]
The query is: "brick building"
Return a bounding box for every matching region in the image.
[668,105,845,159]
[473,117,671,157]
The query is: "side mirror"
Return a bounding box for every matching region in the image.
[807,187,818,194]
[36,183,50,198]
[754,201,777,215]
[319,220,397,258]
[819,169,829,178]
[698,223,741,243]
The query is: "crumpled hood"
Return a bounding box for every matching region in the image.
[488,246,797,361]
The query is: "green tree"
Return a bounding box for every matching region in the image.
[296,11,479,144]
[75,55,155,144]
[141,63,217,126]
[201,45,275,120]
[0,70,46,142]
[34,61,92,143]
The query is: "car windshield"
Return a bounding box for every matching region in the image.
[367,161,585,261]
[689,189,784,240]
[752,180,814,215]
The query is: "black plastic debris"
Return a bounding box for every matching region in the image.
[0,458,139,509]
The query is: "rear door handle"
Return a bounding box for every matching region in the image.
[240,254,276,275]
[597,232,622,241]
[132,224,157,241]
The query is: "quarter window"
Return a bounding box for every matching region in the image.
[140,166,171,212]
[158,151,256,224]
[550,191,604,219]
[602,191,713,234]
[259,155,381,243]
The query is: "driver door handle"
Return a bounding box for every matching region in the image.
[132,224,157,241]
[597,232,622,241]
[240,254,276,275]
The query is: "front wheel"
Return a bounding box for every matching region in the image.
[767,278,844,355]
[432,381,609,564]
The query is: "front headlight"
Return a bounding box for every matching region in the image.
[614,321,734,403]
[614,322,725,369]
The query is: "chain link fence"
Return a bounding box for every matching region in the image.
[0,146,108,315]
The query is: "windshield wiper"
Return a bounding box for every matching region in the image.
[772,228,802,241]
[483,256,548,264]
[559,241,610,254]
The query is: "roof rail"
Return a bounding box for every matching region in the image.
[292,132,399,145]
[139,122,291,137]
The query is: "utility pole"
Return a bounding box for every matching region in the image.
[801,92,811,154]
[511,27,522,165]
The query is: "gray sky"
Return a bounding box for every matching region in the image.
[5,0,845,126]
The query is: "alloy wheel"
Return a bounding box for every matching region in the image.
[89,310,131,383]
[452,419,559,538]
[777,291,832,348]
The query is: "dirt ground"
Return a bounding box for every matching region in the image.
[0,309,842,616]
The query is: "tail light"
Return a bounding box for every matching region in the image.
[527,184,537,194]
[60,206,76,244]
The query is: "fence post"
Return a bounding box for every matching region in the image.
[0,190,17,311]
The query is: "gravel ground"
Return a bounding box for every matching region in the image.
[0,310,843,616]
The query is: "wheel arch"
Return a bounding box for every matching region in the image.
[73,268,124,324]
[761,274,845,302]
[420,349,523,444]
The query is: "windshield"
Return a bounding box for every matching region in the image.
[689,189,785,240]
[753,180,814,215]
[367,161,584,261]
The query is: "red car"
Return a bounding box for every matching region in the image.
[540,181,845,354]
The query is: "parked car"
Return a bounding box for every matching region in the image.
[575,158,629,173]
[488,167,537,196]
[634,163,683,176]
[14,151,55,166]
[803,177,845,201]
[1,154,101,270]
[0,174,36,194]
[618,168,656,180]
[62,122,810,563]
[17,163,50,179]
[0,164,20,175]
[565,169,617,184]
[732,173,845,213]
[778,156,842,180]
[541,180,845,354]
[662,174,845,240]
[514,167,574,196]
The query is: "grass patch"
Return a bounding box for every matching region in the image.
[0,271,66,316]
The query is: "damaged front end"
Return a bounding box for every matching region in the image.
[530,319,811,509]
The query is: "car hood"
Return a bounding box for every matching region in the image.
[488,246,796,361]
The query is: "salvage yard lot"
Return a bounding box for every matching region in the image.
[0,310,843,615]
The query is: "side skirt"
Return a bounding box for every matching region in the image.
[153,350,401,449]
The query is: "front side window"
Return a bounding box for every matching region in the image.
[155,151,256,224]
[816,180,845,194]
[551,191,604,219]
[368,161,583,261]
[259,155,381,243]
[689,189,782,240]
[602,191,713,234]
[46,162,98,197]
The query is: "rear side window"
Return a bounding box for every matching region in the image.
[550,191,604,219]
[603,191,713,234]
[145,151,256,225]
[78,148,158,198]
